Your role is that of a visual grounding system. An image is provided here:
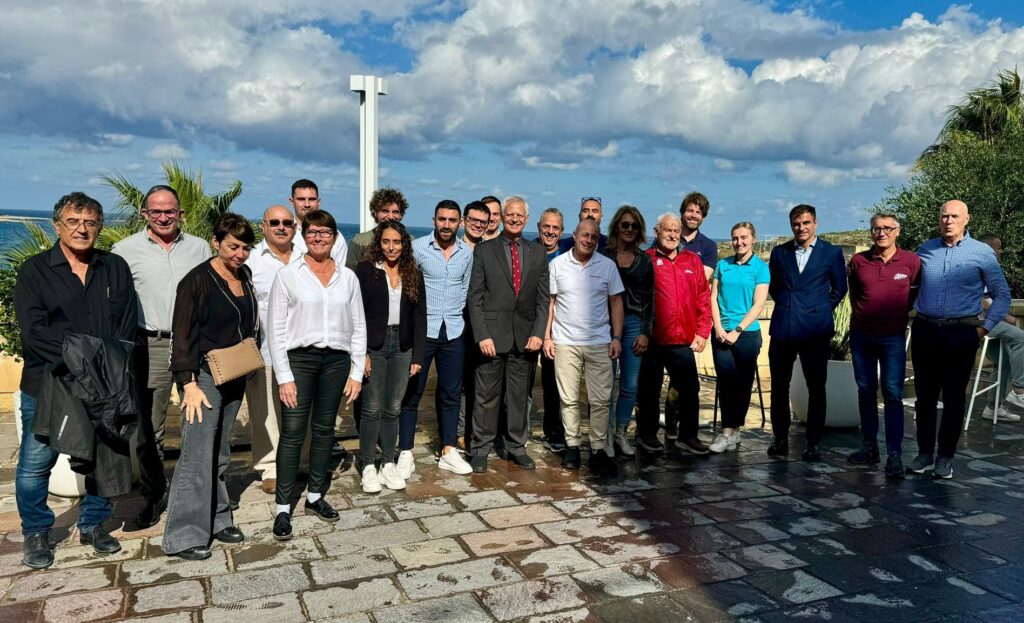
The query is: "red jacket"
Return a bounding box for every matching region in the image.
[647,247,712,345]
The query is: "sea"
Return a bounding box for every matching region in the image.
[0,210,436,258]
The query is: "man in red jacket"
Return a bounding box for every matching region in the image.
[635,213,713,454]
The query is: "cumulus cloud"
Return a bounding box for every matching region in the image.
[145,144,190,160]
[0,0,1021,179]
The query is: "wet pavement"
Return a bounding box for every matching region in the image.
[0,390,1022,622]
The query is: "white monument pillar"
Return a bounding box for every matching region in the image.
[350,75,388,233]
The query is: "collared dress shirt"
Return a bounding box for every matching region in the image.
[244,240,295,362]
[794,237,816,273]
[294,225,349,267]
[412,236,473,340]
[267,256,367,383]
[914,233,1011,332]
[111,229,210,331]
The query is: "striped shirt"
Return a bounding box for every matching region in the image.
[412,235,473,339]
[914,234,1010,332]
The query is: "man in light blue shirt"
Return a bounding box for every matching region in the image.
[397,200,474,477]
[908,200,1011,480]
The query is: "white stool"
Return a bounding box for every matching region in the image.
[964,336,1003,430]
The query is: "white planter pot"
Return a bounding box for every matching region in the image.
[14,390,139,498]
[790,359,861,428]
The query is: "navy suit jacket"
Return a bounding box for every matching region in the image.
[768,238,848,340]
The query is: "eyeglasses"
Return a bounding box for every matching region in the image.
[465,217,489,227]
[871,226,898,235]
[619,221,640,231]
[265,219,295,228]
[581,196,602,205]
[60,218,100,231]
[143,209,181,220]
[304,229,334,239]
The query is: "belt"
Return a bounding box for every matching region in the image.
[141,329,172,339]
[915,314,982,327]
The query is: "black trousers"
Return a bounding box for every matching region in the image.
[911,320,980,458]
[769,335,830,445]
[471,347,537,457]
[133,337,167,502]
[636,344,700,441]
[276,347,349,506]
[540,354,566,443]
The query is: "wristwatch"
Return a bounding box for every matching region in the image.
[612,335,622,341]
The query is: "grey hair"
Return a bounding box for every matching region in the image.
[654,212,681,231]
[870,213,900,228]
[502,195,529,218]
[538,207,563,226]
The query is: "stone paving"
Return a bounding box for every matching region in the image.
[1,393,1023,622]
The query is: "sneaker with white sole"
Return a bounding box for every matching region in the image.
[396,450,416,479]
[1005,391,1024,410]
[361,465,382,493]
[982,405,1022,422]
[437,449,473,475]
[932,456,953,480]
[907,453,934,474]
[708,433,739,453]
[378,462,407,490]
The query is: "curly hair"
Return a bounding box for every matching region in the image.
[369,187,409,218]
[364,221,421,303]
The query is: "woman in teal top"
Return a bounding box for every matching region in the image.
[709,222,770,453]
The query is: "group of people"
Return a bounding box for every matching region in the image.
[12,182,1015,569]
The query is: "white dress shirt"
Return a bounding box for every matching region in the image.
[267,255,367,383]
[377,262,402,325]
[794,237,817,273]
[244,240,294,362]
[294,225,349,266]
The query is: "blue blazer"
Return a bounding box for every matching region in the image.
[768,238,848,340]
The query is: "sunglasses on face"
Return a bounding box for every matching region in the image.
[265,219,295,228]
[619,221,640,231]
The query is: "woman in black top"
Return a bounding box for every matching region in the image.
[354,222,426,493]
[600,205,654,457]
[163,213,258,560]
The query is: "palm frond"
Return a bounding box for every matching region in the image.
[2,222,54,267]
[97,224,137,251]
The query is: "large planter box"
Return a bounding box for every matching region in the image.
[790,359,861,428]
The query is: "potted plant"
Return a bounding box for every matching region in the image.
[790,294,862,427]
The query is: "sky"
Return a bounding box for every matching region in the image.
[1,1,1022,239]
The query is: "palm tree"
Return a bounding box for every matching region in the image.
[921,68,1024,160]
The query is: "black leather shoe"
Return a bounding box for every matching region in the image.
[304,498,340,522]
[273,512,293,541]
[213,526,245,543]
[495,445,510,460]
[562,447,581,470]
[767,438,789,458]
[470,454,488,473]
[848,442,880,465]
[174,545,211,560]
[588,449,617,478]
[802,445,822,463]
[80,527,121,555]
[22,532,54,569]
[136,491,168,529]
[677,437,710,456]
[509,453,536,470]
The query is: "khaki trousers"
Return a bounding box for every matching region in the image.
[554,343,613,448]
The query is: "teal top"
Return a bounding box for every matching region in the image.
[713,255,770,331]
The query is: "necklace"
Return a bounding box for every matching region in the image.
[213,258,240,282]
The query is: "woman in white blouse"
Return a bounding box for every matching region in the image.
[267,210,366,541]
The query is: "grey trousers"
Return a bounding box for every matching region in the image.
[162,370,244,555]
[986,320,1024,406]
[145,336,174,449]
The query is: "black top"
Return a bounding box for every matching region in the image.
[600,247,655,337]
[14,244,139,395]
[170,259,258,386]
[354,261,427,366]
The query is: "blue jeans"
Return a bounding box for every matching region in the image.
[400,323,465,450]
[611,315,644,429]
[361,327,412,466]
[16,393,111,535]
[850,331,906,454]
[712,330,763,429]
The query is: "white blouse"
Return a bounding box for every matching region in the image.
[377,262,403,326]
[267,255,367,383]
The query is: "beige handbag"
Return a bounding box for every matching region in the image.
[204,266,264,385]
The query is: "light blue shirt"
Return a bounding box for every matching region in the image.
[794,237,816,273]
[914,233,1011,332]
[714,255,771,332]
[412,235,473,339]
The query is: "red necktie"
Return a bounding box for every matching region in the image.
[510,241,522,296]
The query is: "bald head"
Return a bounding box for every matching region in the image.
[573,216,601,260]
[939,200,970,245]
[262,204,297,249]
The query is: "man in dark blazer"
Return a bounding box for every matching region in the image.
[468,195,550,472]
[767,204,848,462]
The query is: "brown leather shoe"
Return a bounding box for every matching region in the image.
[260,478,277,494]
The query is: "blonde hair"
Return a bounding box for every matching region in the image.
[731,221,757,239]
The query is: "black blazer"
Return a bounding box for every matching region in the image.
[468,236,550,354]
[355,261,427,366]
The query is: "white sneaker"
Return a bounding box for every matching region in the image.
[982,405,1022,422]
[1004,391,1024,411]
[396,450,416,479]
[708,432,740,453]
[378,462,407,490]
[437,449,473,475]
[361,465,382,493]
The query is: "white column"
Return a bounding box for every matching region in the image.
[350,75,388,233]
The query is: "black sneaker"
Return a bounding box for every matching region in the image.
[677,436,710,456]
[885,452,905,479]
[767,438,789,457]
[304,498,340,522]
[848,442,880,465]
[273,512,293,541]
[635,436,664,452]
[588,449,617,478]
[562,447,581,470]
[802,445,822,463]
[22,532,54,569]
[543,438,567,453]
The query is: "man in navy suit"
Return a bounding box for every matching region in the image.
[767,205,848,462]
